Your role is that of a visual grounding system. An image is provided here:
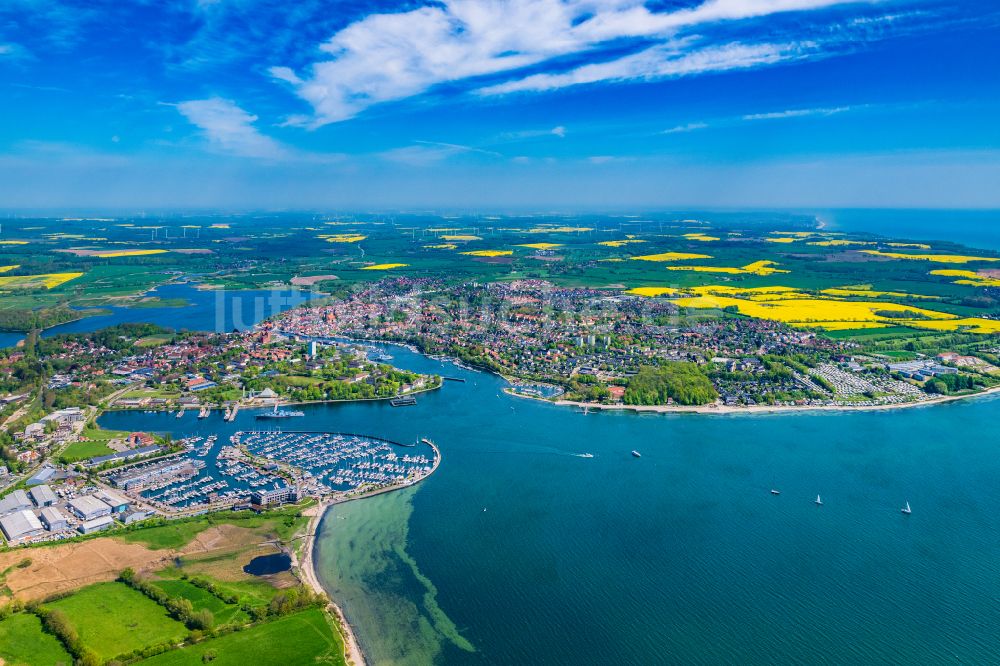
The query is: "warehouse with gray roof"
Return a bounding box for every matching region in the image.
[1,509,44,542]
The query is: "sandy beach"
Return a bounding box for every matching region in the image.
[295,439,442,666]
[297,501,367,666]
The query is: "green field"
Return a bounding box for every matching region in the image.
[59,439,114,462]
[150,579,248,625]
[0,612,73,666]
[46,581,188,662]
[0,215,998,342]
[120,505,309,550]
[137,609,345,666]
[59,426,130,462]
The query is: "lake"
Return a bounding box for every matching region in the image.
[0,282,314,348]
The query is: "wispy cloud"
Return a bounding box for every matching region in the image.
[271,0,876,126]
[380,140,502,166]
[742,106,852,121]
[662,122,710,134]
[498,126,567,142]
[0,43,28,60]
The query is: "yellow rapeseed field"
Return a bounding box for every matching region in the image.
[0,272,83,289]
[92,249,169,258]
[682,233,721,242]
[807,240,874,247]
[887,242,931,249]
[517,243,562,250]
[666,260,788,276]
[425,243,458,250]
[461,250,514,257]
[441,235,482,241]
[929,269,1000,287]
[820,288,940,299]
[661,286,1000,333]
[0,265,19,273]
[764,237,797,244]
[0,240,28,245]
[673,293,953,326]
[598,239,646,247]
[770,231,814,237]
[631,252,712,262]
[360,263,409,270]
[860,250,1000,264]
[626,287,680,297]
[320,234,367,243]
[899,318,1000,334]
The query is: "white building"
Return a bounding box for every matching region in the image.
[0,489,32,516]
[29,485,58,507]
[40,507,69,531]
[68,495,112,521]
[78,515,115,534]
[94,489,130,514]
[1,509,44,542]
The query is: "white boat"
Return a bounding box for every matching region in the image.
[770,489,780,495]
[815,495,823,506]
[631,450,641,458]
[902,501,912,515]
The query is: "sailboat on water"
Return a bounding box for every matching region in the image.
[902,501,912,515]
[814,495,823,506]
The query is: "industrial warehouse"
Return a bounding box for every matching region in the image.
[0,483,140,545]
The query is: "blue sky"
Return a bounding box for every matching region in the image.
[1,0,999,210]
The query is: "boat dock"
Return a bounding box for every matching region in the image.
[390,395,417,407]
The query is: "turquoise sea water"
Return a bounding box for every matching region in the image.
[103,343,1000,664]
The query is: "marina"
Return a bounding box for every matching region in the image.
[101,423,437,511]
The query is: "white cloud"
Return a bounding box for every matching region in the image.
[662,121,710,134]
[175,97,291,159]
[272,0,872,126]
[379,140,502,166]
[479,41,810,94]
[552,125,566,138]
[742,105,851,120]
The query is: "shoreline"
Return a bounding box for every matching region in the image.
[297,501,366,666]
[296,439,442,666]
[348,335,1000,417]
[539,383,1000,416]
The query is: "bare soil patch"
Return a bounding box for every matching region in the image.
[0,539,176,601]
[291,274,339,286]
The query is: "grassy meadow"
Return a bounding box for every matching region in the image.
[46,581,189,662]
[0,611,73,666]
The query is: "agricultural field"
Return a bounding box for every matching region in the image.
[149,578,248,625]
[0,213,997,341]
[46,581,189,662]
[137,608,345,666]
[0,611,73,666]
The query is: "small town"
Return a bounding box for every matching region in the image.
[275,278,1000,409]
[0,323,441,548]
